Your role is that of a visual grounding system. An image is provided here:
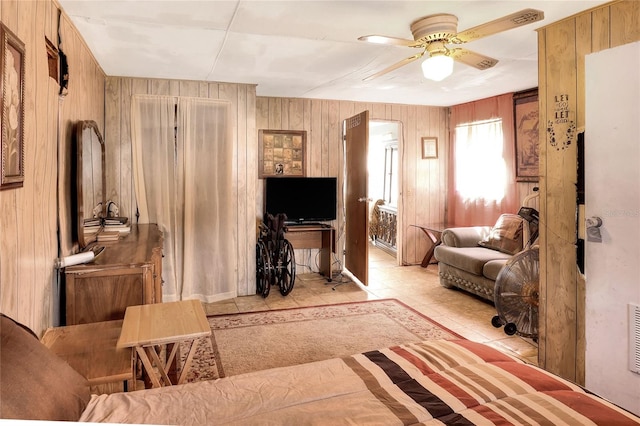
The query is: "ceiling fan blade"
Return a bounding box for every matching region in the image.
[454,9,544,43]
[358,35,421,48]
[363,51,425,81]
[449,48,498,70]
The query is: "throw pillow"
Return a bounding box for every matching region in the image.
[478,214,525,255]
[0,314,91,421]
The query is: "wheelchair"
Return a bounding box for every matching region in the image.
[256,213,296,297]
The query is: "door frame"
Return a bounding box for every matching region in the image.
[368,118,404,265]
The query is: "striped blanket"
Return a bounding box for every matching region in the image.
[80,339,640,425]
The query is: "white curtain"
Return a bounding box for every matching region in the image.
[454,118,506,203]
[131,95,237,302]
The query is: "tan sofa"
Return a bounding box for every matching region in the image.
[433,214,528,302]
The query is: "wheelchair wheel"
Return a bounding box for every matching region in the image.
[256,241,271,298]
[277,239,296,296]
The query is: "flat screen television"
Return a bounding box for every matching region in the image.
[265,177,337,224]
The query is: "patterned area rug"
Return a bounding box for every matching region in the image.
[182,298,461,382]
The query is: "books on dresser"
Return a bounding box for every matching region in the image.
[103,217,131,236]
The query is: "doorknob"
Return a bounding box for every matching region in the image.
[586,216,603,243]
[357,197,372,203]
[586,217,603,228]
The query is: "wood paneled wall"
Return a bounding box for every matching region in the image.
[256,97,449,269]
[104,88,449,293]
[0,0,105,335]
[104,77,257,297]
[537,0,640,383]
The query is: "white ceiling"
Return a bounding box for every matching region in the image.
[57,0,608,107]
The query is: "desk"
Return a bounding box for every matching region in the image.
[285,226,336,281]
[117,300,211,388]
[41,320,132,390]
[411,224,449,267]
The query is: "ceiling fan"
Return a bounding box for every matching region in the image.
[358,9,544,81]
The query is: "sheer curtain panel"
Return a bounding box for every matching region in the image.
[179,97,237,302]
[131,95,237,302]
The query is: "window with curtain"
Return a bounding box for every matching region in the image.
[448,93,517,226]
[454,118,507,203]
[131,95,237,303]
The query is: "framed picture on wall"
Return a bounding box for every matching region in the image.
[258,129,306,178]
[514,89,539,182]
[421,137,438,159]
[0,23,25,190]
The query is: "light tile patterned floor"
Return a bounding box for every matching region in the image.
[204,244,539,365]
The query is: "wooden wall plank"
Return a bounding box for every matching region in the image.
[542,18,579,381]
[236,85,248,293]
[591,7,611,51]
[150,79,169,95]
[537,27,549,371]
[105,77,122,212]
[404,106,419,264]
[320,100,329,176]
[245,85,258,293]
[309,99,322,176]
[327,101,340,184]
[218,83,242,294]
[179,80,199,97]
[611,0,640,47]
[119,78,134,219]
[16,0,36,328]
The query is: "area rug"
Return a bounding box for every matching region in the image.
[182,298,461,382]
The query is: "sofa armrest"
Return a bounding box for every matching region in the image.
[441,226,492,248]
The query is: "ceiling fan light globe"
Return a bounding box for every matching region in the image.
[421,55,454,81]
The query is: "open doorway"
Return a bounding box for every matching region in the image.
[368,120,400,262]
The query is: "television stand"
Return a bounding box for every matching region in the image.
[284,225,336,281]
[285,222,327,228]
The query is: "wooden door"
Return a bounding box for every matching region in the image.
[344,111,369,286]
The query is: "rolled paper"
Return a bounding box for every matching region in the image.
[54,251,95,269]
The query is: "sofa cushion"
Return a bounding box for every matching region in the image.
[441,226,492,248]
[478,214,525,255]
[434,246,512,276]
[0,314,91,421]
[483,259,510,281]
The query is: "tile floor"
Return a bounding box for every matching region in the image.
[204,244,538,365]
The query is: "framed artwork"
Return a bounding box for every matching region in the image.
[0,23,25,190]
[514,88,539,182]
[421,137,438,159]
[258,129,306,178]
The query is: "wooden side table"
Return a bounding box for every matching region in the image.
[117,299,211,388]
[411,224,449,267]
[41,320,133,390]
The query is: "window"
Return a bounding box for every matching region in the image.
[383,142,398,206]
[454,118,506,203]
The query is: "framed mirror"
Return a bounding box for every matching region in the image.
[74,120,106,248]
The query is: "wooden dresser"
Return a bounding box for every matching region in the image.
[65,224,163,325]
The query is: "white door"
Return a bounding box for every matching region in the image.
[584,41,640,416]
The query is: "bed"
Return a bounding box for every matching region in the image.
[2,313,639,425]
